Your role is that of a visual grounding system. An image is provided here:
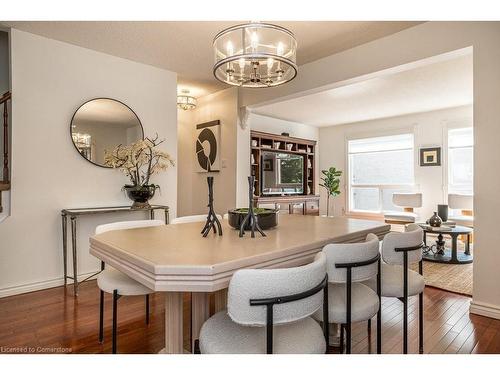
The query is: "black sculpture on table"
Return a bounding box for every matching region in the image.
[201,176,222,237]
[239,176,266,238]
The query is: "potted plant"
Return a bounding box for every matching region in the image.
[104,135,175,208]
[320,167,342,217]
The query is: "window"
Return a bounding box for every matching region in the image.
[348,133,414,213]
[448,127,473,195]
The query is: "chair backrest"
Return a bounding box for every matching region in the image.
[227,252,327,327]
[171,214,222,224]
[381,224,423,265]
[322,233,380,283]
[448,194,473,211]
[392,193,422,209]
[95,219,164,234]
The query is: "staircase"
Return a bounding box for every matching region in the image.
[0,91,11,214]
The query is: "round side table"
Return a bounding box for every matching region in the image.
[418,224,473,264]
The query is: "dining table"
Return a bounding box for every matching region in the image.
[89,214,391,354]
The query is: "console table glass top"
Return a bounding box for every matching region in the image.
[61,205,169,296]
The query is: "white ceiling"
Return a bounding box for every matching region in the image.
[252,53,473,127]
[0,21,421,96]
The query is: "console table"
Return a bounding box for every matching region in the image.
[61,205,169,296]
[254,195,320,215]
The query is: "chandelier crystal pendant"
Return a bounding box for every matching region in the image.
[177,90,197,110]
[213,23,298,88]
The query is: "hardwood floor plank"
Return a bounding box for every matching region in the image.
[1,280,499,354]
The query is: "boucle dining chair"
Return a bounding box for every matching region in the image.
[314,233,381,354]
[171,214,222,224]
[95,219,164,354]
[379,223,424,354]
[199,253,329,354]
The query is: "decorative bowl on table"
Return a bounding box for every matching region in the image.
[227,208,279,230]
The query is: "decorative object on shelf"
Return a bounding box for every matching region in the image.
[274,141,281,149]
[438,204,449,222]
[251,139,258,147]
[177,89,197,110]
[286,143,293,151]
[281,132,290,137]
[70,98,144,168]
[195,120,221,172]
[419,147,441,166]
[227,207,278,231]
[213,22,297,88]
[320,167,342,217]
[239,176,266,238]
[428,211,443,227]
[104,134,175,208]
[263,159,273,171]
[251,154,255,164]
[201,176,223,237]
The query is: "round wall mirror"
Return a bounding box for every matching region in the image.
[70,98,144,168]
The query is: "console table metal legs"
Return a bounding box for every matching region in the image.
[62,206,170,297]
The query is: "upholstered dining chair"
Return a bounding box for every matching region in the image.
[313,233,381,354]
[378,223,425,354]
[95,219,164,354]
[171,214,222,224]
[384,193,423,225]
[199,253,329,354]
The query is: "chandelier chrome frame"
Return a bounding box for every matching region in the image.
[177,90,197,110]
[213,23,298,88]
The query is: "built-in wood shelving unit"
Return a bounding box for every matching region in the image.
[250,130,317,199]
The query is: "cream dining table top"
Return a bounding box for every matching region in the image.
[89,215,391,293]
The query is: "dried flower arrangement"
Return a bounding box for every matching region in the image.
[104,134,175,208]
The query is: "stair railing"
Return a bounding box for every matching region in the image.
[1,91,11,185]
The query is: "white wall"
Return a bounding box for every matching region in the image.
[238,22,500,319]
[0,30,177,297]
[177,88,239,217]
[318,105,472,219]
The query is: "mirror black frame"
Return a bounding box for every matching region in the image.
[69,97,145,168]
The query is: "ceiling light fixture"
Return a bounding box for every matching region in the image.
[213,22,297,88]
[177,90,197,110]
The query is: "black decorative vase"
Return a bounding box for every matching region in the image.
[428,211,442,227]
[437,204,449,223]
[124,184,157,209]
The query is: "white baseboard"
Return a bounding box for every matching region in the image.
[470,300,500,320]
[0,271,99,298]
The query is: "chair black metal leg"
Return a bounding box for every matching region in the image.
[99,290,104,343]
[145,294,150,325]
[112,289,119,354]
[340,324,344,354]
[367,319,371,333]
[403,252,408,354]
[419,292,424,354]
[376,312,381,354]
[346,270,352,354]
[377,259,381,354]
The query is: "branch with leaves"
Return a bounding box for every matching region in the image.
[319,167,342,217]
[104,134,175,187]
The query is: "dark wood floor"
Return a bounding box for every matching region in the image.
[1,281,499,354]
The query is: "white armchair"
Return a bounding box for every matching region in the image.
[384,193,422,225]
[448,194,473,227]
[95,219,164,353]
[313,233,381,354]
[199,253,329,354]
